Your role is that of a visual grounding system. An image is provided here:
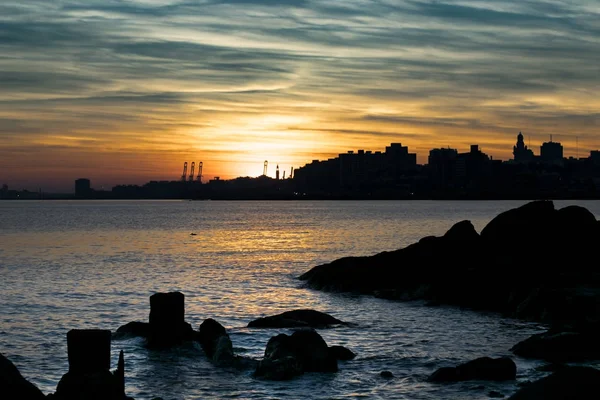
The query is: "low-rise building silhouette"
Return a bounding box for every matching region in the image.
[75,178,91,198]
[540,138,564,165]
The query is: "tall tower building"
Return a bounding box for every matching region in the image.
[513,132,534,163]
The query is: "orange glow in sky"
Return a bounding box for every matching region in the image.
[1,1,599,192]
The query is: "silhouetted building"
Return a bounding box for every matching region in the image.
[541,140,564,165]
[456,145,492,188]
[428,148,458,189]
[590,150,600,166]
[294,143,417,196]
[75,178,91,198]
[513,132,534,163]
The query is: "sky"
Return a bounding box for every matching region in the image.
[1,0,599,192]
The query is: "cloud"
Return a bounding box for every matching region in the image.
[0,0,599,190]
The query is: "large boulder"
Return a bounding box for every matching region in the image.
[428,357,516,382]
[0,352,46,400]
[255,329,338,380]
[299,200,600,327]
[197,318,234,366]
[480,200,555,243]
[511,329,600,362]
[299,219,482,294]
[248,309,347,328]
[508,366,600,399]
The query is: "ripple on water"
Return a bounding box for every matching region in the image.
[4,200,598,399]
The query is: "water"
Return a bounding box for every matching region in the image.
[1,200,599,399]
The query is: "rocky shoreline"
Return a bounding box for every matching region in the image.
[299,200,600,398]
[3,200,599,399]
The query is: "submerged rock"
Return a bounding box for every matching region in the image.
[248,309,347,328]
[428,357,516,383]
[508,366,600,399]
[0,352,46,400]
[255,329,338,380]
[380,370,394,379]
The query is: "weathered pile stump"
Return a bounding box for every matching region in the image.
[115,292,196,348]
[53,329,128,400]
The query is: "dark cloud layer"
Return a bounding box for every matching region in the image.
[1,0,599,190]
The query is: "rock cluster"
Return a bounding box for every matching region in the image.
[300,201,600,327]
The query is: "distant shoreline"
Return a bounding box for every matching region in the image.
[2,195,600,201]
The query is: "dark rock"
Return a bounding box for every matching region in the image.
[212,336,235,366]
[443,219,480,242]
[0,352,46,399]
[255,329,338,380]
[67,330,111,373]
[555,205,597,227]
[480,200,555,242]
[147,292,195,347]
[298,200,600,328]
[198,319,227,357]
[428,367,459,382]
[255,356,303,381]
[198,321,257,369]
[428,357,516,382]
[328,345,356,360]
[290,329,338,373]
[248,309,347,328]
[380,370,394,378]
[489,390,504,398]
[511,329,600,362]
[115,322,150,338]
[535,363,566,373]
[508,366,600,400]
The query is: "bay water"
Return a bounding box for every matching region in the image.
[2,200,599,399]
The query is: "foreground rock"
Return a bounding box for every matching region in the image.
[0,352,46,399]
[428,357,516,382]
[299,201,600,327]
[115,292,196,347]
[248,310,348,328]
[197,318,234,366]
[255,329,339,380]
[328,345,356,361]
[53,329,131,400]
[508,366,600,399]
[511,328,600,362]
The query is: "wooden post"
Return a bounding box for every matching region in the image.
[66,329,111,373]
